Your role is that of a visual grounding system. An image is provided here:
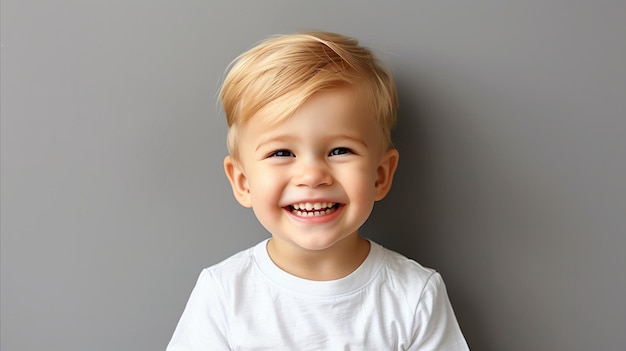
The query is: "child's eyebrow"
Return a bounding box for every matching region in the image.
[255,135,296,151]
[255,134,369,151]
[325,134,369,148]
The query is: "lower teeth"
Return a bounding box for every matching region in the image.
[293,207,336,217]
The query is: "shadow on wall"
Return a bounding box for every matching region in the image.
[364,77,440,263]
[362,76,488,350]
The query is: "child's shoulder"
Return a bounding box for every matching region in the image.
[375,241,439,288]
[201,241,263,280]
[190,241,266,299]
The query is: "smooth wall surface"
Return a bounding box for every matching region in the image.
[2,1,625,350]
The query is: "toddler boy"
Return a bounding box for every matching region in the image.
[167,32,469,350]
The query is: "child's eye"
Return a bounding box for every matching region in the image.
[269,149,294,158]
[329,147,352,156]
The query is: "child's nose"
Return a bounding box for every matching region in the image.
[292,158,332,188]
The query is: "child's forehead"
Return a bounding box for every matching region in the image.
[243,86,371,128]
[240,89,383,148]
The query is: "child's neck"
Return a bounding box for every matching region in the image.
[266,235,371,281]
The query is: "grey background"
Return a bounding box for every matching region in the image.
[1,1,625,350]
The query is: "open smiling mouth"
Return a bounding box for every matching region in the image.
[287,202,341,217]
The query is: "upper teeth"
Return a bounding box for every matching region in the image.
[291,202,335,211]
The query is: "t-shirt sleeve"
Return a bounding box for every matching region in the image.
[408,273,470,351]
[166,269,230,351]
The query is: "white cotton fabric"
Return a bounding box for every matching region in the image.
[167,239,469,351]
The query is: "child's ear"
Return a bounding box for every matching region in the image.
[224,156,252,208]
[374,149,399,201]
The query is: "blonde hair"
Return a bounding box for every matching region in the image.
[220,32,398,158]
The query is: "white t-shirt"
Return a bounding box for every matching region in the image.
[167,239,469,350]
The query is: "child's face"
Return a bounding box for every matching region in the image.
[224,88,398,254]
